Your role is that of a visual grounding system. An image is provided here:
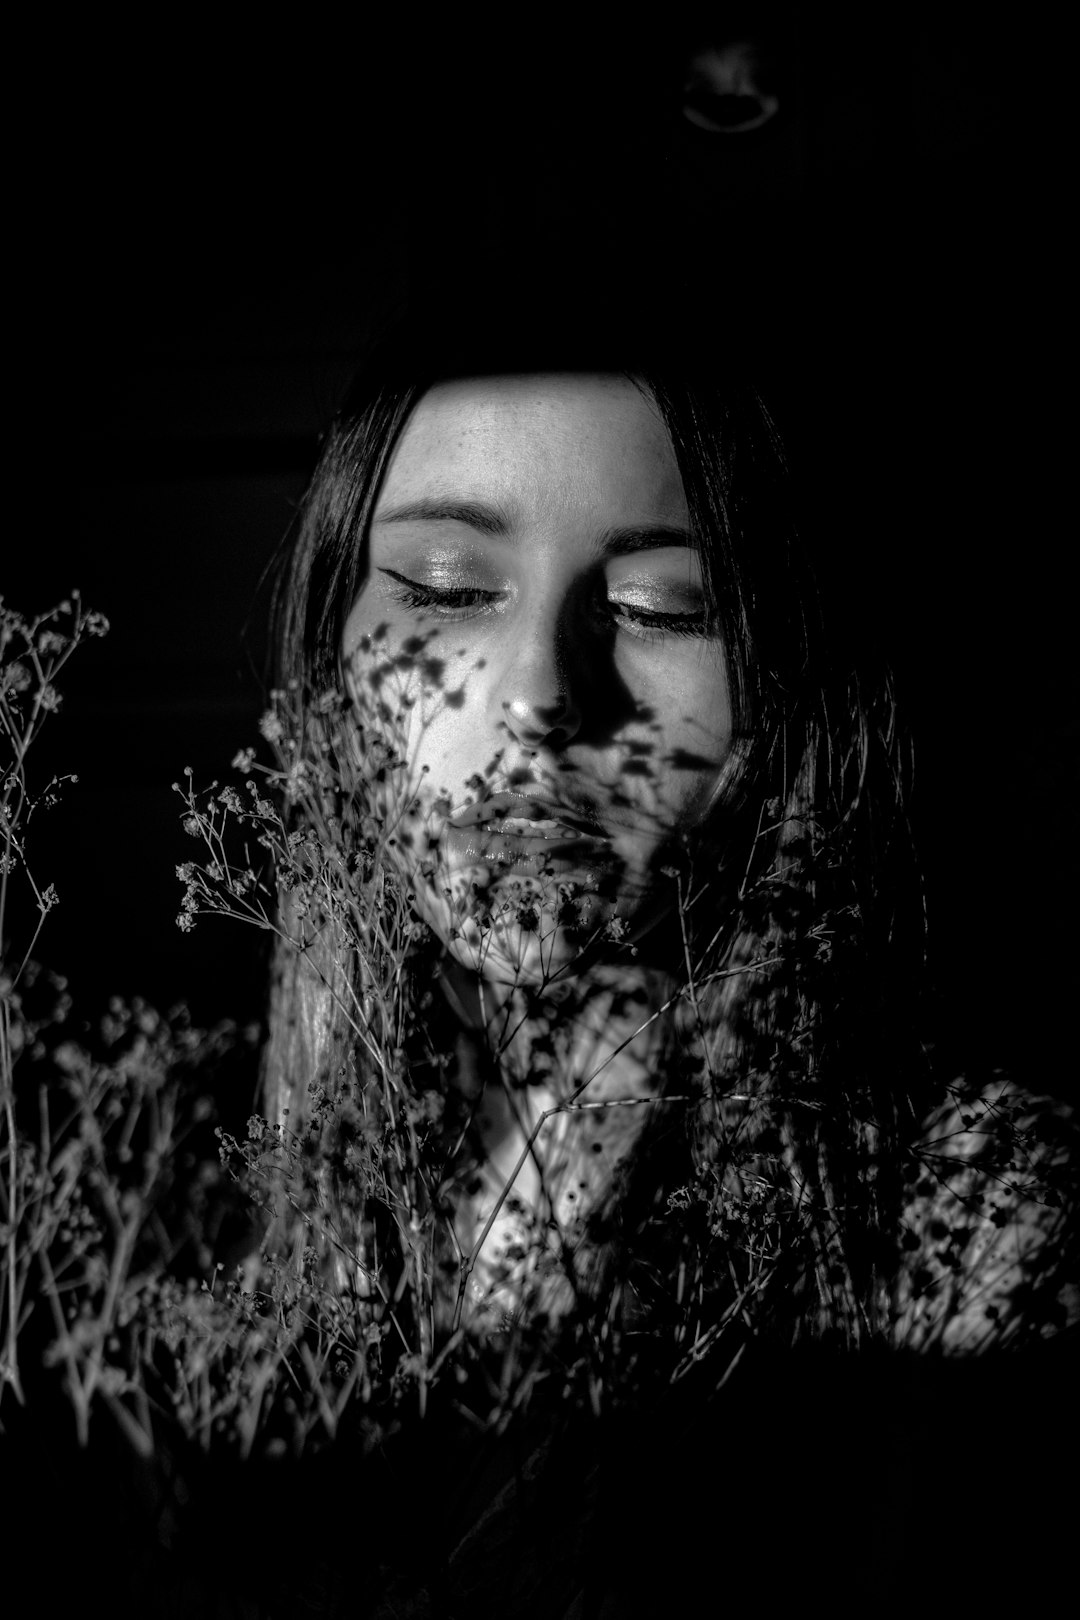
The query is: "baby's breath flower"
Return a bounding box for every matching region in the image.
[232,747,256,773]
[259,711,284,744]
[176,911,195,932]
[218,786,243,814]
[283,762,308,802]
[52,1041,84,1074]
[39,685,61,712]
[182,816,201,837]
[83,610,109,637]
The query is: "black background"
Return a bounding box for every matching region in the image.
[8,12,1073,1096]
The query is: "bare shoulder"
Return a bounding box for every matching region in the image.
[893,1075,1079,1351]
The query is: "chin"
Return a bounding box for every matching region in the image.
[420,863,631,989]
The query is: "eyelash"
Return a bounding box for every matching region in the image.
[381,572,710,640]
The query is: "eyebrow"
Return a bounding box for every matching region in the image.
[371,496,695,555]
[373,497,510,537]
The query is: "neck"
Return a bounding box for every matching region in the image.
[437,950,674,1087]
[434,946,680,1325]
[440,948,666,1022]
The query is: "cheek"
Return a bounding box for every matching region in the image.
[403,652,492,787]
[623,654,732,808]
[345,630,493,806]
[344,602,449,720]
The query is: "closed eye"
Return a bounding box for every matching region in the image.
[607,602,710,641]
[379,568,711,641]
[379,569,501,619]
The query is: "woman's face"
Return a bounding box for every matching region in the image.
[342,373,734,985]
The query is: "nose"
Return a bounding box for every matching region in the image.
[502,691,581,749]
[494,610,583,751]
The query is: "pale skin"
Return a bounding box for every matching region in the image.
[342,373,733,976]
[340,373,735,1313]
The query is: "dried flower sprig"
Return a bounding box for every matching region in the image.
[2,603,1075,1479]
[1,594,108,986]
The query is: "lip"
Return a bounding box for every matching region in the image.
[445,828,616,881]
[449,792,607,841]
[444,793,615,880]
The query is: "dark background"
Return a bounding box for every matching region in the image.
[8,12,1073,1096]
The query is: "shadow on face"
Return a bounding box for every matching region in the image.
[341,372,734,986]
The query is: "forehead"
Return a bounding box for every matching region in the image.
[377,373,687,520]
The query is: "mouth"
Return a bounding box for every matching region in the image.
[449,792,607,840]
[445,793,614,878]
